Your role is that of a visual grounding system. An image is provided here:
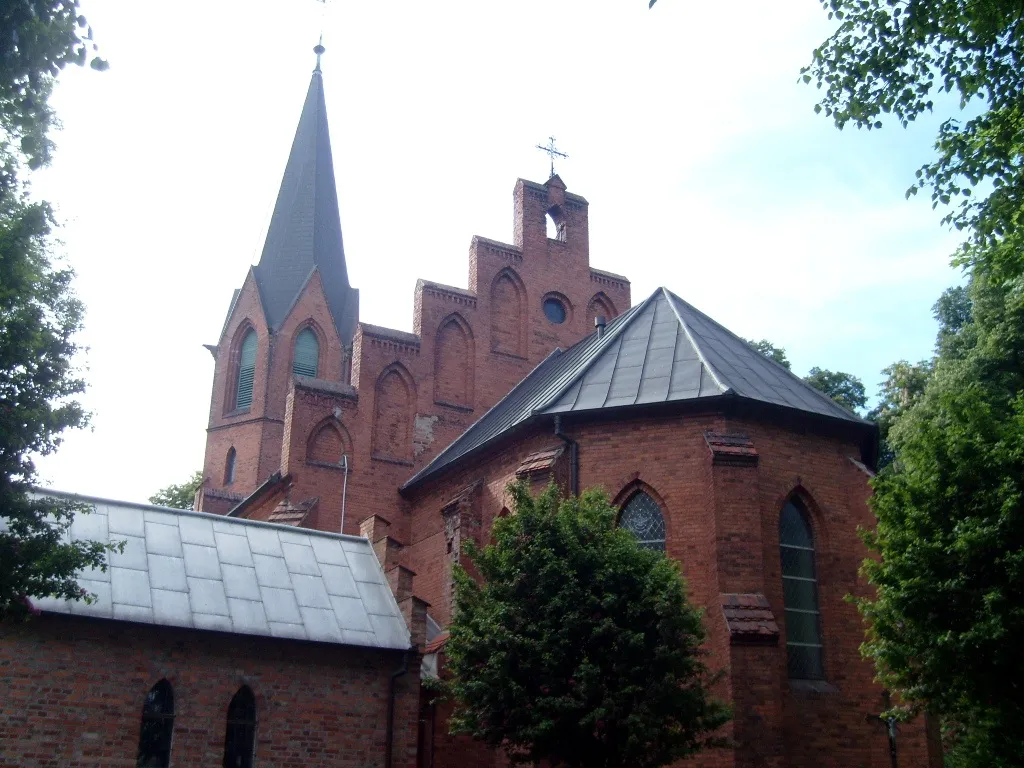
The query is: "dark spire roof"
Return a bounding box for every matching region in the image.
[253,50,358,342]
[403,287,871,491]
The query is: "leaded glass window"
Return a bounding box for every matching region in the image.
[292,328,319,378]
[137,679,174,767]
[618,491,666,551]
[780,498,824,680]
[222,686,257,768]
[235,330,257,410]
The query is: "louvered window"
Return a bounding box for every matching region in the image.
[293,328,319,378]
[618,491,666,552]
[235,330,257,410]
[137,679,174,767]
[222,686,257,768]
[780,498,824,679]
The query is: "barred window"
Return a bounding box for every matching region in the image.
[292,328,319,378]
[137,680,174,767]
[618,491,666,551]
[780,498,824,679]
[222,686,257,768]
[235,330,257,410]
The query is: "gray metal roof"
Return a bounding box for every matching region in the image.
[26,491,410,650]
[403,287,868,490]
[252,67,359,343]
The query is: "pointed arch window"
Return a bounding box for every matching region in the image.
[223,686,257,768]
[293,327,319,378]
[225,447,236,485]
[235,330,257,410]
[780,497,824,680]
[618,491,666,551]
[137,679,174,767]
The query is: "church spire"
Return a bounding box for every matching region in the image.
[253,42,359,344]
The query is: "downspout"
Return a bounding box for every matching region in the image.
[339,454,349,534]
[553,414,579,497]
[385,650,410,768]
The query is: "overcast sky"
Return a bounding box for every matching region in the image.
[32,0,964,503]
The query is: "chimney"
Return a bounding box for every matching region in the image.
[594,315,607,337]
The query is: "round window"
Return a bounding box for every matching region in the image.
[543,297,567,324]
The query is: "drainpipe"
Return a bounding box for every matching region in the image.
[339,454,349,534]
[385,650,410,768]
[553,414,579,497]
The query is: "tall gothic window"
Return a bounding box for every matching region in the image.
[222,686,257,768]
[235,330,257,410]
[618,491,666,551]
[292,327,319,378]
[224,447,236,485]
[136,679,174,768]
[780,497,824,679]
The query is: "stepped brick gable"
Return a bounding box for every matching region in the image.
[2,50,942,768]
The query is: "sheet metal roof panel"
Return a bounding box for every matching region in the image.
[403,287,870,491]
[29,491,410,651]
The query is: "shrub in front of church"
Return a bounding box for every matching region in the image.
[442,482,730,768]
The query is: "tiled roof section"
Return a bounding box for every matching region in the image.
[721,593,780,644]
[424,631,449,655]
[267,497,318,527]
[403,287,869,491]
[704,432,759,466]
[515,446,565,478]
[25,491,410,651]
[253,69,359,343]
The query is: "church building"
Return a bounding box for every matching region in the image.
[1,46,941,768]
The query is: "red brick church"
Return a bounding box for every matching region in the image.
[1,48,941,768]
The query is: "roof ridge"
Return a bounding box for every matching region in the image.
[661,288,867,422]
[659,287,730,394]
[532,292,658,414]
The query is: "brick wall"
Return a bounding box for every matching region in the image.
[402,407,935,768]
[198,176,630,545]
[0,614,418,768]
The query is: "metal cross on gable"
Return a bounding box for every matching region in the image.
[536,136,568,178]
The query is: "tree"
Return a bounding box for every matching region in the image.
[0,1,110,620]
[149,471,203,510]
[1,1,107,169]
[442,483,729,768]
[867,359,931,468]
[802,0,1024,280]
[802,366,867,413]
[860,268,1024,765]
[745,338,791,369]
[0,189,117,619]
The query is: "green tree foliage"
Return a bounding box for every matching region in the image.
[0,1,111,620]
[744,338,791,369]
[868,359,931,468]
[861,269,1024,764]
[149,471,203,510]
[0,189,117,619]
[1,1,107,169]
[803,366,868,412]
[802,0,1024,278]
[443,483,730,768]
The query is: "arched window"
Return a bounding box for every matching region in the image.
[224,447,236,485]
[293,327,319,378]
[780,497,824,680]
[222,685,257,768]
[137,679,174,768]
[235,330,257,410]
[618,491,666,551]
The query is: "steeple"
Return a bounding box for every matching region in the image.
[253,43,359,344]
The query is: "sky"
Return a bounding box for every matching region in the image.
[31,0,965,503]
